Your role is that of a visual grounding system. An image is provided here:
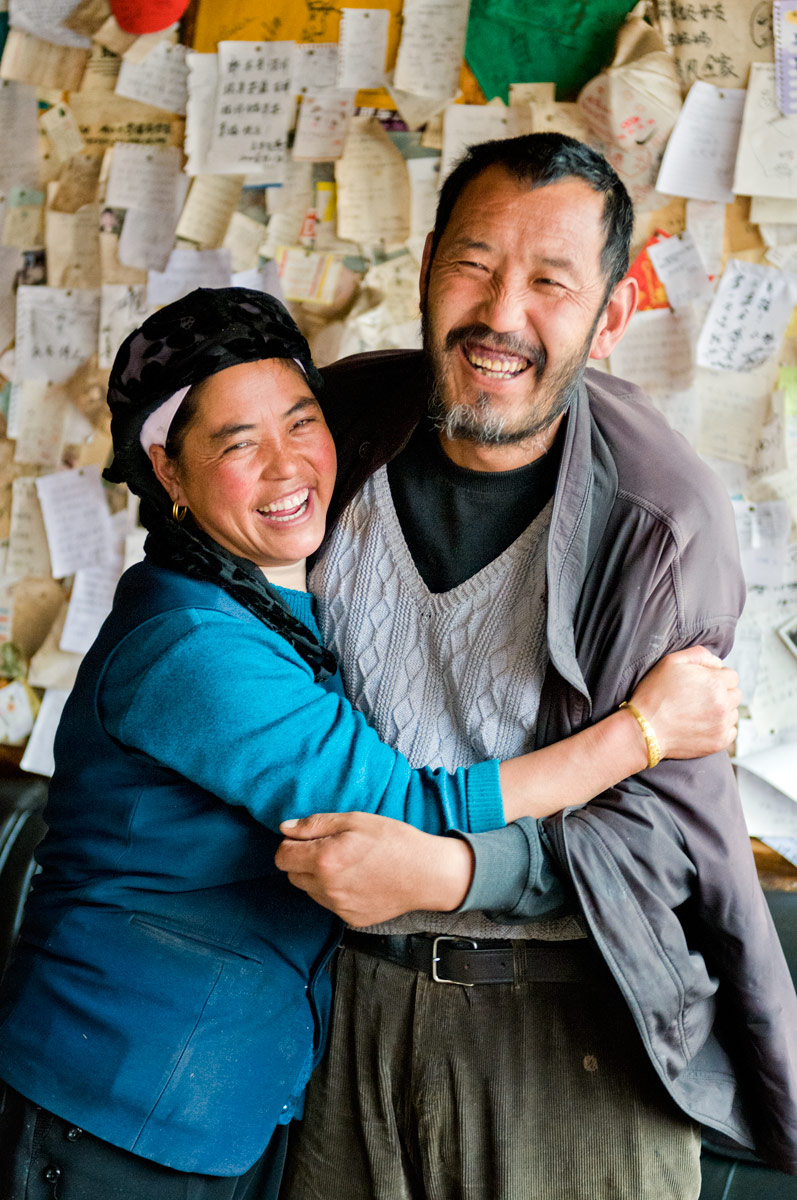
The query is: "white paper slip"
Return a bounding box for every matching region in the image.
[292,92,356,162]
[35,466,116,580]
[99,285,154,370]
[696,360,777,467]
[105,143,183,215]
[337,9,390,90]
[8,0,90,48]
[40,103,85,164]
[407,154,441,256]
[696,259,797,373]
[6,477,52,580]
[724,620,763,706]
[394,0,471,102]
[761,836,797,866]
[737,767,797,838]
[733,499,792,587]
[0,81,40,193]
[775,0,797,116]
[737,741,797,803]
[14,286,100,385]
[750,616,797,735]
[20,688,71,779]
[207,42,294,176]
[335,116,411,245]
[184,52,219,177]
[734,64,797,200]
[175,175,242,250]
[647,232,714,309]
[685,201,726,278]
[292,44,338,93]
[655,82,746,204]
[0,681,37,746]
[115,42,189,116]
[441,104,533,182]
[147,248,232,307]
[60,561,123,655]
[608,307,697,395]
[13,381,68,469]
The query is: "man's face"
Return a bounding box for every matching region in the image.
[420,167,614,451]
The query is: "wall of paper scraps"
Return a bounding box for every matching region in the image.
[0,0,795,866]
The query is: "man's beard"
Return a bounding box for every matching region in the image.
[422,312,596,448]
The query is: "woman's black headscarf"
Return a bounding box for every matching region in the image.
[104,287,336,682]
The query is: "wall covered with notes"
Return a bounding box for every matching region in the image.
[0,0,794,865]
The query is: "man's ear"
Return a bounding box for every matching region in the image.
[589,275,639,361]
[418,231,434,307]
[148,444,183,505]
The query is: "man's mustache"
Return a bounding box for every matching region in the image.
[443,324,546,374]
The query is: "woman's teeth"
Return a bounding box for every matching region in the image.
[465,351,529,378]
[259,488,309,522]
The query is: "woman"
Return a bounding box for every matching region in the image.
[0,288,738,1199]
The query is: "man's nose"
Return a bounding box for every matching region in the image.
[476,283,528,334]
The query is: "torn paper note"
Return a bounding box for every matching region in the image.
[13,382,69,469]
[650,0,774,95]
[733,498,792,586]
[292,91,356,162]
[114,40,188,116]
[146,247,232,307]
[337,9,389,90]
[15,286,100,384]
[647,230,713,308]
[35,466,115,579]
[335,116,410,245]
[175,175,242,250]
[394,0,470,102]
[733,63,797,200]
[105,142,183,214]
[117,183,187,273]
[40,102,85,164]
[0,80,39,192]
[655,82,745,204]
[685,199,725,277]
[44,204,102,289]
[696,259,797,372]
[8,0,91,49]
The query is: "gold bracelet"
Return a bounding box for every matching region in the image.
[619,701,662,769]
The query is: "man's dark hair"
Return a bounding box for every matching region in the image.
[429,133,634,298]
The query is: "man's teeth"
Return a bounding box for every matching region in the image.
[466,351,528,377]
[259,488,309,520]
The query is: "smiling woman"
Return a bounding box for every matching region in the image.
[0,287,739,1200]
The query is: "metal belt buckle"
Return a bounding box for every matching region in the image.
[431,935,478,986]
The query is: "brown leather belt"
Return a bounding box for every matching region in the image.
[341,929,599,987]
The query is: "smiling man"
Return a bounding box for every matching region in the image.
[278,135,797,1199]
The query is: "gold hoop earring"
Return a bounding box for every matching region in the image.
[172,501,188,522]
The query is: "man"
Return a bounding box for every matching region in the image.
[277,134,797,1198]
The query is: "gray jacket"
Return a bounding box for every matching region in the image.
[319,351,797,1173]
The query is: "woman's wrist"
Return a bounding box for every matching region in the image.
[426,836,475,912]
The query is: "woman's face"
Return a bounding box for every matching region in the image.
[152,358,336,569]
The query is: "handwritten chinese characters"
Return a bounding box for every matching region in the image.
[696,258,797,372]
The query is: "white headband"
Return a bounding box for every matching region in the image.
[139,386,190,456]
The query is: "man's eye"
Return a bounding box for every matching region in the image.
[459,260,486,270]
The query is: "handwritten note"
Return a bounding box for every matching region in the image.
[608,307,697,395]
[292,91,355,162]
[13,382,68,469]
[115,41,188,116]
[696,361,776,466]
[8,0,91,49]
[407,154,440,259]
[274,248,342,304]
[99,284,154,369]
[337,9,390,90]
[175,175,242,249]
[40,102,85,163]
[6,477,52,580]
[35,466,115,579]
[44,204,102,289]
[696,259,797,372]
[655,82,745,204]
[685,199,725,277]
[733,498,792,586]
[223,212,265,273]
[734,63,797,200]
[393,0,470,102]
[118,187,187,273]
[207,42,294,177]
[652,0,774,94]
[775,1,797,115]
[335,116,410,245]
[15,286,100,385]
[105,143,183,215]
[0,81,39,192]
[647,230,713,308]
[146,248,232,307]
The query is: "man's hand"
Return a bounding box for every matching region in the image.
[275,812,474,926]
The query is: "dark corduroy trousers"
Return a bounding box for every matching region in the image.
[0,1083,288,1200]
[281,944,702,1200]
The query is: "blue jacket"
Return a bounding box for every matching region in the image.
[0,561,502,1175]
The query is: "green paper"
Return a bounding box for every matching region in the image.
[778,365,797,417]
[465,0,639,102]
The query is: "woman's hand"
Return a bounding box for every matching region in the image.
[627,645,740,761]
[275,812,475,925]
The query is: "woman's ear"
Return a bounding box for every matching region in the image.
[148,445,184,505]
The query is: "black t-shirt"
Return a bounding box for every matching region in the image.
[387,419,563,594]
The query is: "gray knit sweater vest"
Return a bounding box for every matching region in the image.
[310,467,584,940]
